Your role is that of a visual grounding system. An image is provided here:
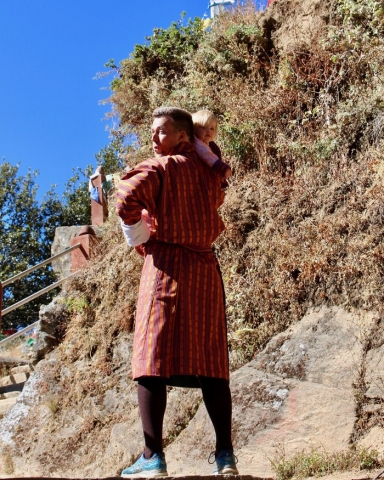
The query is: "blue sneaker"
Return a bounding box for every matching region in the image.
[121,452,168,477]
[210,450,239,475]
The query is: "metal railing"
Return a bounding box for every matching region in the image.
[2,243,81,289]
[0,320,40,346]
[0,244,81,343]
[1,272,77,317]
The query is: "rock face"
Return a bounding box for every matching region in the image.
[164,306,372,477]
[31,298,70,363]
[51,226,102,279]
[1,305,382,478]
[51,226,85,279]
[260,0,335,52]
[365,344,384,400]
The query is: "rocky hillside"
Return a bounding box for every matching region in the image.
[1,0,384,478]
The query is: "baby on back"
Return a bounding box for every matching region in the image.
[192,109,232,179]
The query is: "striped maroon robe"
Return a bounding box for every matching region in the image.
[116,142,230,386]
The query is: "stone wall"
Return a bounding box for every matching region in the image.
[51,226,101,279]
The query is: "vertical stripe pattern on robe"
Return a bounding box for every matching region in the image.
[116,142,229,382]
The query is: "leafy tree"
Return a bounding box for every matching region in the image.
[130,12,204,78]
[61,166,92,226]
[0,161,92,330]
[110,13,205,129]
[94,137,126,174]
[0,162,54,329]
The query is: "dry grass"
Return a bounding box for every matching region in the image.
[271,444,383,480]
[0,446,15,475]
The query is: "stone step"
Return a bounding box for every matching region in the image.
[10,364,32,375]
[0,396,18,418]
[0,372,30,394]
[0,355,28,367]
[0,390,20,400]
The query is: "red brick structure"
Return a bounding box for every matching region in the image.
[70,226,100,272]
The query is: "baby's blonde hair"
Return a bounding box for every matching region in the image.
[192,110,218,128]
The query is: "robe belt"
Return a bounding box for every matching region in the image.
[146,239,214,255]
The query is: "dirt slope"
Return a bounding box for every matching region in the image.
[260,0,335,52]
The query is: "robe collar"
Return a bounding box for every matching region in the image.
[168,141,195,157]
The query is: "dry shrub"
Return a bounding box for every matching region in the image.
[9,212,143,472]
[61,210,142,365]
[220,140,384,365]
[31,0,384,406]
[99,0,384,367]
[50,0,384,374]
[28,209,143,420]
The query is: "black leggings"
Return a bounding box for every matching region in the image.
[137,376,233,458]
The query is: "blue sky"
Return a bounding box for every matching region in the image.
[0,1,266,199]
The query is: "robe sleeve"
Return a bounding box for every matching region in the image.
[116,159,162,225]
[209,141,232,180]
[213,158,231,178]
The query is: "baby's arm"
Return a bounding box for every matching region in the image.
[194,137,232,179]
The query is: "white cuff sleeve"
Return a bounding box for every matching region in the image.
[121,218,151,247]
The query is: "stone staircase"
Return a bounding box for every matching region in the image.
[0,359,32,419]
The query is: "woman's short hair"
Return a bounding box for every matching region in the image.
[153,107,194,141]
[192,110,218,129]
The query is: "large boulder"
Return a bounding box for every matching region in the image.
[164,306,374,477]
[29,298,71,363]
